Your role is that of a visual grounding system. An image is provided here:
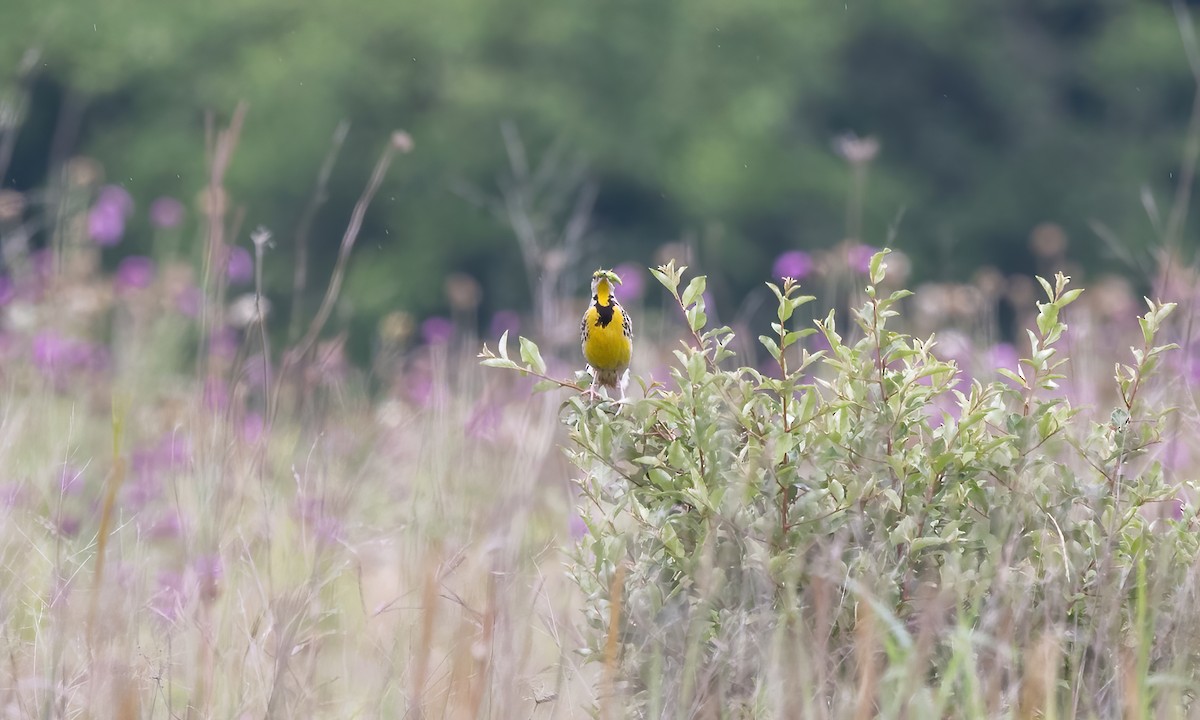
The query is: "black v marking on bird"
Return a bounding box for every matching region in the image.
[593,300,616,328]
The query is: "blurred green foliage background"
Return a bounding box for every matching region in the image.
[0,0,1195,335]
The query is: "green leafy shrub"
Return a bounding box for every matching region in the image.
[483,251,1200,717]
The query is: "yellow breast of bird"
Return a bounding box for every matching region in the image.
[583,304,631,371]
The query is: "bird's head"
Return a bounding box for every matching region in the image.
[591,268,622,304]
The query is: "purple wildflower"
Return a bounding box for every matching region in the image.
[129,445,157,477]
[208,327,240,361]
[772,250,813,281]
[421,316,454,346]
[147,510,182,540]
[242,354,271,388]
[175,286,203,317]
[226,246,253,284]
[488,310,521,339]
[242,412,264,443]
[88,205,125,246]
[408,374,435,408]
[130,433,191,481]
[150,570,185,622]
[0,277,14,305]
[294,495,343,545]
[203,377,230,411]
[57,513,81,538]
[123,473,161,510]
[31,330,96,375]
[59,465,85,496]
[116,255,156,292]
[165,434,191,465]
[568,513,588,541]
[194,554,223,602]
[613,262,647,302]
[846,244,879,274]
[98,185,134,214]
[148,196,185,229]
[87,185,134,246]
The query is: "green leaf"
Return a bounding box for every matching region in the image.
[480,358,519,369]
[829,479,845,503]
[869,248,890,285]
[1036,275,1054,300]
[783,328,815,349]
[498,329,510,360]
[519,336,547,375]
[689,470,712,509]
[996,367,1025,386]
[682,276,707,308]
[909,536,949,554]
[668,441,690,469]
[778,293,800,323]
[1036,412,1057,440]
[791,294,817,310]
[1060,288,1084,306]
[759,335,781,361]
[889,515,917,545]
[766,282,786,309]
[1036,303,1058,338]
[660,523,684,558]
[650,266,678,293]
[531,379,561,393]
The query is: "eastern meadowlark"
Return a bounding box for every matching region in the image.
[581,268,632,399]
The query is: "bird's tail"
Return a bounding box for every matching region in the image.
[590,367,629,400]
[592,367,622,389]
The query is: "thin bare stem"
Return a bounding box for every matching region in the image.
[197,102,249,379]
[291,133,401,361]
[252,227,273,422]
[0,49,38,184]
[496,124,593,343]
[289,120,350,343]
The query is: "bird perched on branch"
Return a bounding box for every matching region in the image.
[581,268,632,400]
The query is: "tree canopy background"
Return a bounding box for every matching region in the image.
[0,0,1196,343]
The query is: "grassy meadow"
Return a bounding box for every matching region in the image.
[0,138,602,718]
[3,132,1200,720]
